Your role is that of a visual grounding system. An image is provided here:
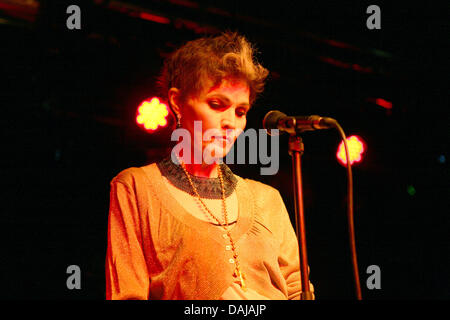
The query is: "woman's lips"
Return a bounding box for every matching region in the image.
[207,136,234,145]
[202,130,238,145]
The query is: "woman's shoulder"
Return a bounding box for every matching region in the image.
[110,163,159,186]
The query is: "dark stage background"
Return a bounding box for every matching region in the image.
[1,0,448,300]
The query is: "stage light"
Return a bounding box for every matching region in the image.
[336,135,365,166]
[136,97,169,131]
[139,12,170,24]
[407,185,416,196]
[375,98,392,109]
[367,97,393,111]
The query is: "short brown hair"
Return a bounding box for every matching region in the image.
[157,31,269,105]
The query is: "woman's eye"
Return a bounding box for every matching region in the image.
[209,101,222,109]
[236,109,247,117]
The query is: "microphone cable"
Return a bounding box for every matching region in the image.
[329,119,363,300]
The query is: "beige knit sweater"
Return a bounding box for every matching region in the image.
[105,162,313,300]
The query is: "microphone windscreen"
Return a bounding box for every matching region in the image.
[263,110,286,129]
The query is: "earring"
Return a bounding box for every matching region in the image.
[176,114,181,128]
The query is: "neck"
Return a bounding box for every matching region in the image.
[158,156,237,199]
[183,162,219,178]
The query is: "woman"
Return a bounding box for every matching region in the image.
[105,32,314,300]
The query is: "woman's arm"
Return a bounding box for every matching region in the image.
[105,177,150,300]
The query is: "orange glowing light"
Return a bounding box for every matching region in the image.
[136,97,169,131]
[337,135,365,166]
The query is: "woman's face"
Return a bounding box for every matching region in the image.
[179,77,250,162]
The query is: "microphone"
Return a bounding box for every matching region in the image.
[263,110,336,136]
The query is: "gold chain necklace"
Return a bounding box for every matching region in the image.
[178,159,247,291]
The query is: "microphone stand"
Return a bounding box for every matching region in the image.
[264,111,362,299]
[288,134,314,300]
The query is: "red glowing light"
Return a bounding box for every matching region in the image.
[139,12,170,24]
[136,97,169,131]
[375,98,392,109]
[169,0,199,9]
[337,135,365,166]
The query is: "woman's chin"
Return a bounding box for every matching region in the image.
[203,145,230,164]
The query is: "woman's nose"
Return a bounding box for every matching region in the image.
[221,109,236,129]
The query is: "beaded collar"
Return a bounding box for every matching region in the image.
[157,156,237,199]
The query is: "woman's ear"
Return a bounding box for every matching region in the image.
[168,88,181,119]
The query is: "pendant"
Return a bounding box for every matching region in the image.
[233,267,247,292]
